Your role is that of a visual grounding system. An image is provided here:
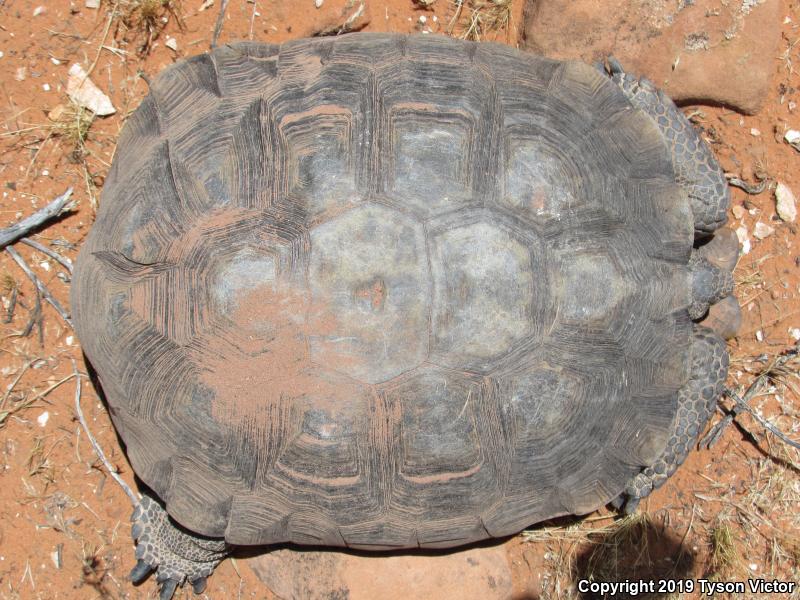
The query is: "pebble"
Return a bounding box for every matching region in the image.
[315,0,323,7]
[37,411,50,427]
[785,129,800,151]
[14,67,26,81]
[790,328,800,341]
[735,226,751,254]
[66,63,116,116]
[85,0,101,7]
[165,37,178,51]
[731,204,746,220]
[750,127,760,136]
[753,221,774,240]
[756,330,764,342]
[42,83,50,91]
[33,5,46,16]
[419,15,427,23]
[775,182,797,222]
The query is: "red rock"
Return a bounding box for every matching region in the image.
[522,0,781,114]
[248,545,513,600]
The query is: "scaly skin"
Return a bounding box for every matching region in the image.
[616,326,728,513]
[602,57,730,235]
[129,493,230,600]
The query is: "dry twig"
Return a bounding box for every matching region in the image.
[72,360,140,506]
[19,238,73,274]
[703,345,800,450]
[0,189,74,249]
[211,0,229,48]
[5,247,72,327]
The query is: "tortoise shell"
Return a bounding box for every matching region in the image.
[72,33,693,549]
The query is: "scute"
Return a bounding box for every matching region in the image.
[71,33,693,547]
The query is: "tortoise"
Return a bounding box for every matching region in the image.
[71,33,739,598]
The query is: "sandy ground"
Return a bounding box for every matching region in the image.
[0,0,798,599]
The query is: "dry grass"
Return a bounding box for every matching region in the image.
[116,0,183,55]
[523,513,694,599]
[448,0,514,41]
[48,102,95,160]
[708,519,741,579]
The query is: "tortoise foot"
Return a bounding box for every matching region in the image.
[130,492,230,600]
[614,325,728,513]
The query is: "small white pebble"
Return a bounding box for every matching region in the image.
[756,330,764,342]
[14,66,26,81]
[66,335,74,346]
[42,83,50,91]
[753,221,774,240]
[419,15,427,23]
[749,563,758,571]
[776,182,797,222]
[50,57,61,65]
[33,5,46,16]
[42,169,49,176]
[750,127,760,136]
[731,205,746,220]
[37,411,50,427]
[165,37,178,51]
[39,261,51,271]
[432,15,438,22]
[315,0,323,7]
[790,328,800,341]
[735,226,749,253]
[0,51,4,59]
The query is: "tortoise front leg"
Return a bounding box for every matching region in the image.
[613,325,728,513]
[129,491,230,599]
[603,57,730,236]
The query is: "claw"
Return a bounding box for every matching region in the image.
[159,579,179,600]
[131,521,144,540]
[607,55,625,75]
[191,577,208,595]
[623,496,641,514]
[129,559,153,584]
[638,75,655,89]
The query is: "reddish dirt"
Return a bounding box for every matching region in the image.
[0,1,797,599]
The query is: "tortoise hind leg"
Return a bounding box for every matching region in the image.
[129,491,230,599]
[614,325,728,513]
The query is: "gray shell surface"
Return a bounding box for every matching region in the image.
[72,33,694,548]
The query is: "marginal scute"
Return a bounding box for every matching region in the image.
[70,33,701,550]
